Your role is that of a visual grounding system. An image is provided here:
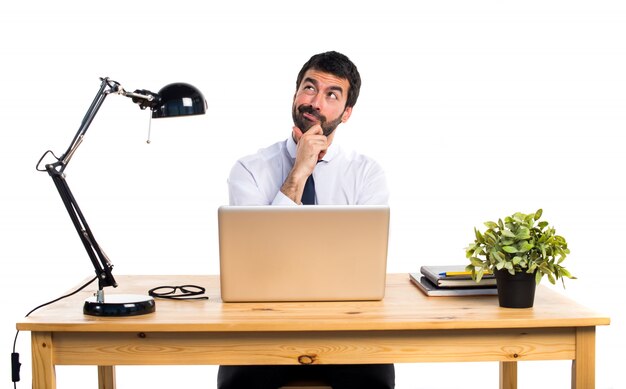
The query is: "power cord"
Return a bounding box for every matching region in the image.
[11,275,97,388]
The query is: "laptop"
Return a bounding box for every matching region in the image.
[218,205,390,302]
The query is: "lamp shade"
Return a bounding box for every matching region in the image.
[152,82,207,118]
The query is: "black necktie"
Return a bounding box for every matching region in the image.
[301,175,316,205]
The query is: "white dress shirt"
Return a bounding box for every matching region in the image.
[228,136,389,206]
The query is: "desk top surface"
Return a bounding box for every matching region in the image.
[16,274,610,332]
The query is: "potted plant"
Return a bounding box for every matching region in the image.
[465,209,574,308]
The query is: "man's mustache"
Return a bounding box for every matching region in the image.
[298,105,324,121]
[294,104,339,137]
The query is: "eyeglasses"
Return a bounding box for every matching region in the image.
[148,285,208,300]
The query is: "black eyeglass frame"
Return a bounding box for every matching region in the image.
[148,285,208,300]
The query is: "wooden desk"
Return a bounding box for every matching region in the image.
[16,274,609,389]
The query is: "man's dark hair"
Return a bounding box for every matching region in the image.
[296,51,361,108]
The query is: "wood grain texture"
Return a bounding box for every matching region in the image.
[19,274,609,389]
[17,274,610,333]
[572,326,596,389]
[31,332,56,389]
[97,366,115,389]
[51,327,576,366]
[500,361,517,389]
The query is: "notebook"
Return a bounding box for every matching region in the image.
[218,205,390,302]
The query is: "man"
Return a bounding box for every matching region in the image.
[221,51,394,389]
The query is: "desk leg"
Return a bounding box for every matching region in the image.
[499,361,517,389]
[572,327,595,389]
[31,332,56,389]
[98,366,116,389]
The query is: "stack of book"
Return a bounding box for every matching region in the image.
[409,265,498,296]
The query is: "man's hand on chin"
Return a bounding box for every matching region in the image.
[293,124,328,171]
[280,124,328,204]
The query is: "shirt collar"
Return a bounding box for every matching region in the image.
[286,134,338,163]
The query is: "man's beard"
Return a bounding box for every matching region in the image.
[292,104,344,137]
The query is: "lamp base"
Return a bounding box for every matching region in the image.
[83,294,156,316]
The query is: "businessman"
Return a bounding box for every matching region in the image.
[221,51,393,388]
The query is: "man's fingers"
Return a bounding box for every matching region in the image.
[292,126,304,142]
[294,124,328,170]
[307,124,324,136]
[293,124,323,143]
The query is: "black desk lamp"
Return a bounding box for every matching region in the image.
[36,77,206,316]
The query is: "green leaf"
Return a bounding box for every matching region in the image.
[502,246,518,253]
[473,247,484,258]
[539,244,547,259]
[484,231,497,245]
[534,209,543,220]
[535,271,543,284]
[518,241,534,253]
[484,221,498,229]
[515,227,531,240]
[469,257,484,267]
[524,214,535,226]
[502,230,516,238]
[474,228,484,242]
[492,251,505,262]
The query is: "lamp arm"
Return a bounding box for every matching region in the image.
[57,78,157,169]
[45,163,117,290]
[60,78,117,169]
[38,77,123,292]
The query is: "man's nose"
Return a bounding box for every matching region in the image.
[310,93,324,111]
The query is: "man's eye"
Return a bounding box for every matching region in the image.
[304,86,315,92]
[328,92,338,100]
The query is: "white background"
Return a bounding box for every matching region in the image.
[1,1,624,388]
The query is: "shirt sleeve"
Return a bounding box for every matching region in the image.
[228,160,298,206]
[227,161,265,206]
[358,160,390,205]
[271,191,298,206]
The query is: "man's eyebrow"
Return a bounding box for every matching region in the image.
[328,85,344,94]
[303,77,344,94]
[303,77,318,87]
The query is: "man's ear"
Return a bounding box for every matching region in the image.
[341,106,353,123]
